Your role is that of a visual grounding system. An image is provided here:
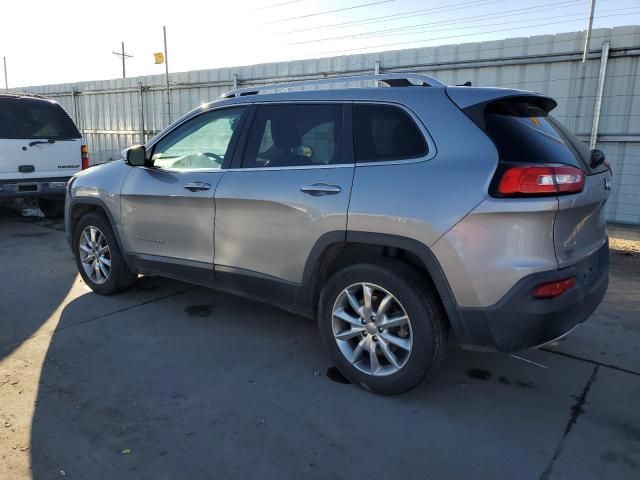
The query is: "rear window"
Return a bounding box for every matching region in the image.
[0,98,81,140]
[353,104,427,163]
[483,100,604,173]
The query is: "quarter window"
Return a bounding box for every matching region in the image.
[353,104,427,163]
[151,107,245,170]
[242,104,345,168]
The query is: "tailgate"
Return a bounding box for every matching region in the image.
[0,138,82,179]
[554,170,611,267]
[0,96,82,179]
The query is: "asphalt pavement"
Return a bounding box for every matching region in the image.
[1,213,638,480]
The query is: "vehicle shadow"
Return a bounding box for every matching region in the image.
[28,279,597,479]
[0,214,76,363]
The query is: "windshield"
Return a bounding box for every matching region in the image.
[0,97,81,140]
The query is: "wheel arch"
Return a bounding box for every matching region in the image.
[303,231,467,342]
[67,198,134,270]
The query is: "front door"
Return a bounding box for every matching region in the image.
[213,103,354,296]
[120,106,247,283]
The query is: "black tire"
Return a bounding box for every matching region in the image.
[73,212,137,294]
[38,198,64,219]
[318,260,447,394]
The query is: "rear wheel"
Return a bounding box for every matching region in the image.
[38,198,64,218]
[73,212,137,294]
[318,261,447,394]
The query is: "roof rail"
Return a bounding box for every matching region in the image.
[0,92,48,100]
[220,72,444,99]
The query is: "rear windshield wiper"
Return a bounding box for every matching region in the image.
[28,138,56,147]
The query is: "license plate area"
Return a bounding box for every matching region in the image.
[17,183,39,193]
[575,243,606,288]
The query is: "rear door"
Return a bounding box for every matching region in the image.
[213,102,353,294]
[0,97,82,180]
[481,99,611,266]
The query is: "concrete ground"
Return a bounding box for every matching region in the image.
[0,212,639,480]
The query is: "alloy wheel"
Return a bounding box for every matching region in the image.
[78,226,111,284]
[331,282,413,376]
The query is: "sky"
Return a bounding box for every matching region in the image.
[1,0,639,87]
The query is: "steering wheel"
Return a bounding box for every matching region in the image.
[203,152,224,163]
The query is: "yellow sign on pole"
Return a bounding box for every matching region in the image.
[154,52,165,64]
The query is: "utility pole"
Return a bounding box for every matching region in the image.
[112,41,132,78]
[582,0,596,63]
[3,56,7,91]
[163,26,172,124]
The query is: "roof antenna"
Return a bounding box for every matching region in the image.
[457,81,472,87]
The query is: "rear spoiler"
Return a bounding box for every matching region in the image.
[446,86,557,130]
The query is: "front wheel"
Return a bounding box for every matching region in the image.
[73,212,137,294]
[318,261,447,394]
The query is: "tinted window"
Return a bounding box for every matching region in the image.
[152,107,245,170]
[242,104,345,168]
[0,97,80,140]
[483,100,603,173]
[353,104,427,163]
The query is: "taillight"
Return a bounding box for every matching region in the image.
[81,145,89,170]
[496,165,585,196]
[532,277,576,299]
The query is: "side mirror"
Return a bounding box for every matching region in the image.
[125,145,147,167]
[590,148,605,168]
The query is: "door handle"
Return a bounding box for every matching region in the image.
[184,182,211,192]
[300,183,341,196]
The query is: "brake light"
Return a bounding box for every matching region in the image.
[532,277,576,299]
[497,165,585,196]
[81,145,89,170]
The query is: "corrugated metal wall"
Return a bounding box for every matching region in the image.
[15,26,640,225]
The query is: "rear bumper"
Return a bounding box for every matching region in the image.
[0,177,71,199]
[456,239,609,352]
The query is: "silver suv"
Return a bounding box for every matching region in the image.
[66,73,611,394]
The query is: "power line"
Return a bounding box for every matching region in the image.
[267,0,395,24]
[367,4,637,42]
[316,11,640,55]
[291,0,585,45]
[294,3,638,46]
[256,0,303,10]
[342,0,585,36]
[278,0,507,34]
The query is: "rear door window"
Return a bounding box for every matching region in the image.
[0,97,81,140]
[241,104,346,168]
[353,104,427,163]
[483,100,605,174]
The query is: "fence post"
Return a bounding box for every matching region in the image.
[138,81,145,144]
[590,41,610,150]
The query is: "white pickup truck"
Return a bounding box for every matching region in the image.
[0,93,88,217]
